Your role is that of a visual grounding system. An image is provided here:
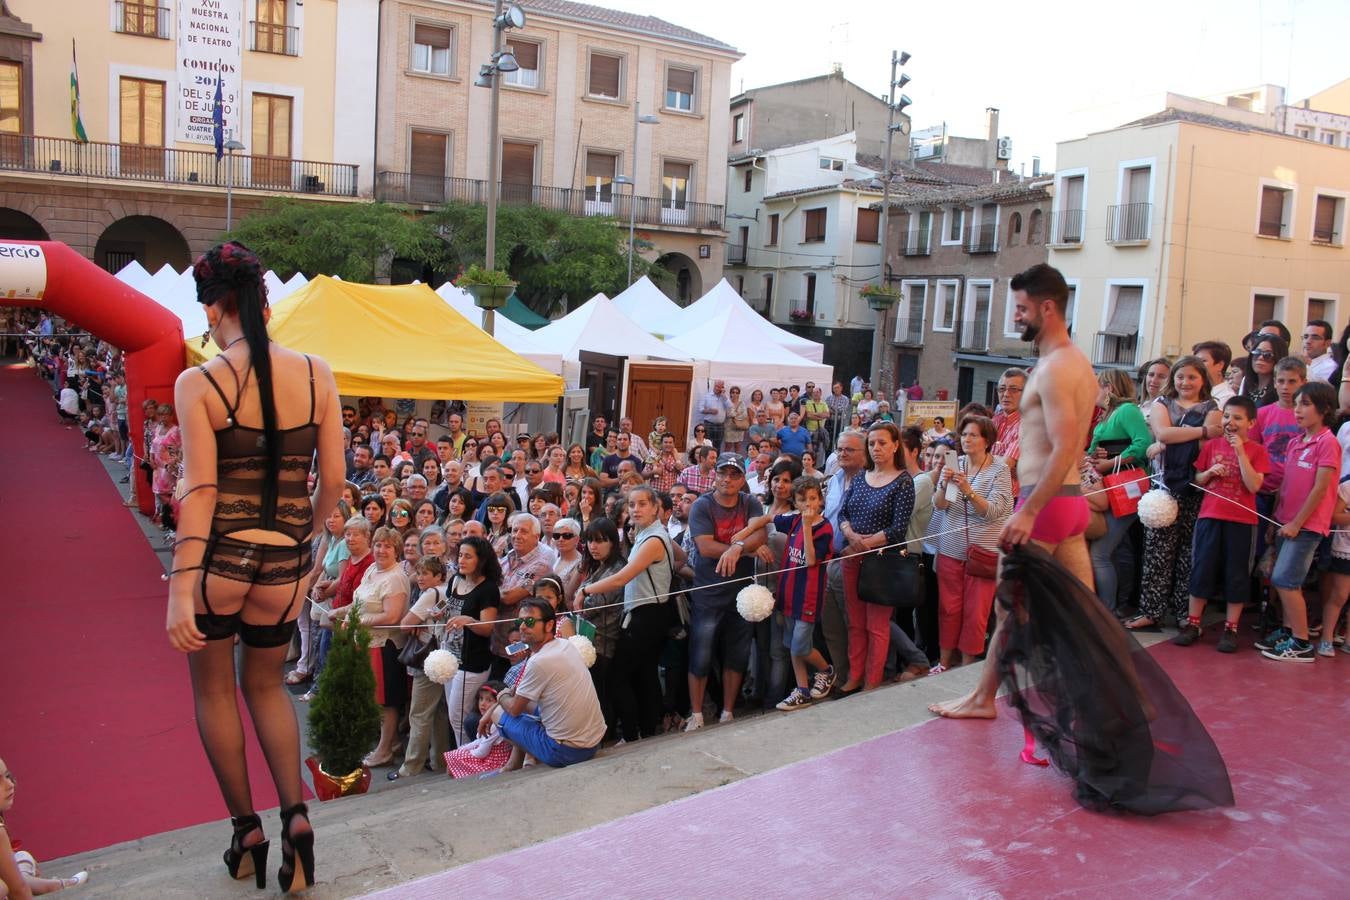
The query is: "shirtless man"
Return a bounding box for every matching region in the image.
[930,263,1097,719]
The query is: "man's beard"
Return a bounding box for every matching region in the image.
[1019,321,1040,342]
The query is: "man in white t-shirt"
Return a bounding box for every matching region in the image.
[1193,340,1235,404]
[57,385,80,424]
[1302,319,1338,383]
[481,598,605,768]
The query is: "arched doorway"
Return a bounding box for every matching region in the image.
[656,251,702,304]
[94,216,191,274]
[0,208,49,241]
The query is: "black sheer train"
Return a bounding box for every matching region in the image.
[995,545,1234,815]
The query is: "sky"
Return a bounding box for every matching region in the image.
[582,0,1349,172]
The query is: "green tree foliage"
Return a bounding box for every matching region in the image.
[307,608,381,775]
[227,200,439,283]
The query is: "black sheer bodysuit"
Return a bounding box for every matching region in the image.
[192,355,318,647]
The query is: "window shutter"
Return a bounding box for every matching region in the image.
[1259,187,1285,233]
[589,53,621,97]
[667,67,695,95]
[410,131,446,177]
[1314,195,1337,239]
[501,142,535,184]
[1103,286,1142,336]
[805,208,826,242]
[585,152,616,178]
[856,208,879,242]
[509,41,539,70]
[414,24,450,49]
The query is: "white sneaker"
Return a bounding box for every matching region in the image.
[683,712,704,732]
[718,709,734,725]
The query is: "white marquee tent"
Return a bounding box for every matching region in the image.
[651,278,824,363]
[433,283,565,375]
[530,293,693,361]
[611,275,685,336]
[668,302,832,402]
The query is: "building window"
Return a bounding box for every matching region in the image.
[933,280,958,332]
[1322,131,1340,146]
[584,151,618,205]
[743,167,752,192]
[251,93,293,186]
[855,208,879,243]
[961,281,992,350]
[1313,194,1344,245]
[412,23,452,76]
[1295,126,1312,139]
[736,275,744,296]
[803,207,826,243]
[1252,293,1284,330]
[767,213,779,246]
[733,113,745,143]
[819,156,844,172]
[1258,185,1292,238]
[944,207,965,244]
[119,76,165,176]
[665,67,695,112]
[1095,284,1143,366]
[905,210,932,254]
[660,161,691,224]
[504,40,540,88]
[117,1,169,38]
[587,51,622,99]
[409,130,449,203]
[1027,208,1043,244]
[1007,211,1022,247]
[1056,174,1085,243]
[253,0,294,56]
[763,274,774,306]
[0,61,20,136]
[800,272,817,318]
[1308,296,1332,323]
[895,281,926,343]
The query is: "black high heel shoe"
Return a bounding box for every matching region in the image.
[223,813,269,889]
[277,803,315,894]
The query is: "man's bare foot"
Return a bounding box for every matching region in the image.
[928,691,997,719]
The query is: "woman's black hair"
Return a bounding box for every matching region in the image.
[762,456,803,504]
[581,515,624,576]
[457,534,503,583]
[361,493,387,528]
[194,241,279,517]
[484,491,516,532]
[1239,333,1289,395]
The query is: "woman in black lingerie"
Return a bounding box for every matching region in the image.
[165,242,344,893]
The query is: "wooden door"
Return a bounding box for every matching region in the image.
[579,350,622,427]
[624,363,692,450]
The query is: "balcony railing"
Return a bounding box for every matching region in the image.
[251,21,299,56]
[1093,331,1139,367]
[957,318,990,352]
[1106,202,1151,243]
[964,223,998,254]
[375,171,725,229]
[726,243,747,265]
[114,1,170,38]
[788,302,814,323]
[1313,225,1340,244]
[0,133,358,197]
[903,230,931,256]
[893,309,924,345]
[1048,208,1084,246]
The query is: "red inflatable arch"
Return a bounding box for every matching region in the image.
[0,240,185,514]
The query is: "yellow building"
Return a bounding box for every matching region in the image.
[0,0,376,270]
[1050,101,1350,368]
[372,0,741,299]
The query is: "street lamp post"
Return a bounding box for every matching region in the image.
[476,1,525,335]
[223,134,245,232]
[868,51,911,398]
[616,103,659,286]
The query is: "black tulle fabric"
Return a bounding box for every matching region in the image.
[995,545,1234,815]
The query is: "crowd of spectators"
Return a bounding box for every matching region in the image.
[12,305,1350,785]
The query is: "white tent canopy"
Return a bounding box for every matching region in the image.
[531,293,693,361]
[611,275,685,336]
[652,278,824,363]
[433,282,565,375]
[668,302,832,402]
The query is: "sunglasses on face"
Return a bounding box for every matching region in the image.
[514,616,547,628]
[392,509,410,518]
[1251,350,1276,360]
[488,505,508,513]
[552,531,576,540]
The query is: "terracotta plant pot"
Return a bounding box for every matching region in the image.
[305,756,371,800]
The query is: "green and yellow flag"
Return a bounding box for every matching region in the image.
[70,38,88,143]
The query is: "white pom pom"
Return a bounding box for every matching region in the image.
[422,648,461,684]
[567,634,597,668]
[736,584,775,623]
[1137,488,1178,529]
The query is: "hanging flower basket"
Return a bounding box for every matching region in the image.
[457,264,516,309]
[860,284,900,312]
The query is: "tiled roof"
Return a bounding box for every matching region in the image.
[872,177,1053,210]
[468,0,740,53]
[1123,107,1288,139]
[911,160,999,186]
[762,183,856,201]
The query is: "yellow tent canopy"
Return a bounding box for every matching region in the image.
[186,276,563,402]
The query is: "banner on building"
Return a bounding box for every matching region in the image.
[176,0,242,145]
[904,400,958,434]
[465,401,504,437]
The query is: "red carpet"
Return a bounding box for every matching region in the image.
[368,641,1348,897]
[0,364,307,859]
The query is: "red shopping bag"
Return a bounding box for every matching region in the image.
[1103,466,1148,517]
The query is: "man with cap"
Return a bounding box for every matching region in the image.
[684,452,766,731]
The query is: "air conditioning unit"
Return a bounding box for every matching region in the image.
[996,137,1012,160]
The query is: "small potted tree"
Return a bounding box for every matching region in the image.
[456,263,516,310]
[305,608,381,800]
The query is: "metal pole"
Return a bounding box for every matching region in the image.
[627,102,640,285]
[225,147,234,231]
[869,50,897,396]
[483,0,504,337]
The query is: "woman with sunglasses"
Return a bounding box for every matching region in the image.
[483,491,515,558]
[460,438,481,481]
[725,386,749,454]
[550,517,586,600]
[1238,333,1288,409]
[442,535,501,746]
[388,499,415,537]
[688,424,713,456]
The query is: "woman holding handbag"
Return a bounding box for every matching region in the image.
[838,421,916,691]
[1086,370,1152,611]
[393,555,453,779]
[932,415,1013,672]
